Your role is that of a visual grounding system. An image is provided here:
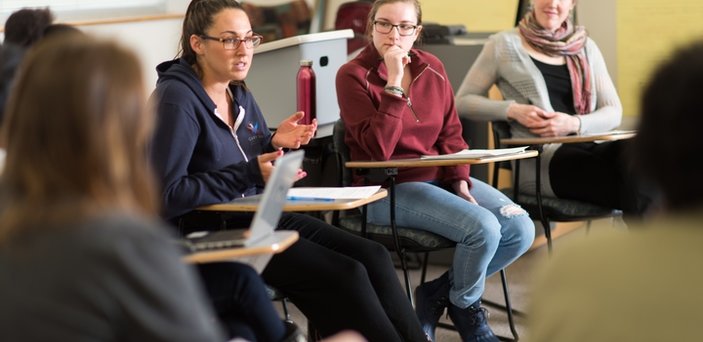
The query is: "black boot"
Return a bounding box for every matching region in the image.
[414,272,450,341]
[447,299,498,342]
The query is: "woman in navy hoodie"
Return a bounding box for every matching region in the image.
[149,0,427,341]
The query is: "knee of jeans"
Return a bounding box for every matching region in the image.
[498,203,528,219]
[462,213,502,246]
[504,212,536,252]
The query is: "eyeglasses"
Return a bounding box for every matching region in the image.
[200,34,263,49]
[373,20,418,36]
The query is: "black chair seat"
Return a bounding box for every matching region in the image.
[338,215,456,251]
[500,188,622,222]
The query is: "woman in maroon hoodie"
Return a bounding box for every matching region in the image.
[336,1,535,341]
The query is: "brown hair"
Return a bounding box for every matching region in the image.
[178,0,245,65]
[365,0,422,38]
[635,40,703,212]
[0,34,157,239]
[3,7,54,47]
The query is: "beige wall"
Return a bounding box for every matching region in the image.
[422,1,518,32]
[323,0,518,32]
[616,0,703,117]
[573,0,703,118]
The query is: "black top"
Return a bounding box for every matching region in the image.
[532,57,576,115]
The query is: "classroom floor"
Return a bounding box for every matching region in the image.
[274,220,606,341]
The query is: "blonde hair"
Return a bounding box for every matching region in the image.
[0,34,157,240]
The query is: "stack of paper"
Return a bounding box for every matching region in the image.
[421,146,528,160]
[287,186,381,200]
[581,130,636,137]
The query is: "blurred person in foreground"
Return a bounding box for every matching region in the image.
[528,40,703,342]
[0,34,224,341]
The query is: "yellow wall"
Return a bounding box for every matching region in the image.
[617,0,703,116]
[422,0,518,32]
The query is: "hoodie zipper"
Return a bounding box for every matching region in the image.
[406,97,420,123]
[230,105,248,163]
[405,65,429,123]
[221,105,248,199]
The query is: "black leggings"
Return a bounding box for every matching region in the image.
[182,211,425,341]
[549,140,651,216]
[198,262,286,342]
[262,213,425,342]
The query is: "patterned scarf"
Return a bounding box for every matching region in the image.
[519,11,591,114]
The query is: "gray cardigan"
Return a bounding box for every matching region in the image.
[456,28,622,196]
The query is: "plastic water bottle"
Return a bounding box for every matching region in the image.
[296,59,316,125]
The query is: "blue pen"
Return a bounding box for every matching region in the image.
[287,196,335,202]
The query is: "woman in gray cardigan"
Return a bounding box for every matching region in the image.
[456,0,650,216]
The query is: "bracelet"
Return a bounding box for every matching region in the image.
[384,85,404,97]
[575,115,582,134]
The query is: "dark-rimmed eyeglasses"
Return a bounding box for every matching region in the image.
[373,20,418,36]
[200,34,263,49]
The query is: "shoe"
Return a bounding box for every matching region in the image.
[446,300,499,342]
[281,320,307,342]
[414,272,450,341]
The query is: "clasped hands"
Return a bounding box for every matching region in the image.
[507,103,580,137]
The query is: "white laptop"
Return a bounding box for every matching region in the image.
[182,150,304,251]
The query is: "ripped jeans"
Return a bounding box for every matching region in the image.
[366,177,535,308]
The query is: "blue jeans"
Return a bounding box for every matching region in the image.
[366,177,535,308]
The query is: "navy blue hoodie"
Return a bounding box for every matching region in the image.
[150,58,276,220]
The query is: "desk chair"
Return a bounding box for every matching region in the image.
[332,119,520,341]
[331,120,455,300]
[491,121,623,253]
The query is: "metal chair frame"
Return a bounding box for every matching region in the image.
[490,121,623,254]
[333,119,520,340]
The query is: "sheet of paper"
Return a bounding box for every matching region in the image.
[420,146,528,160]
[287,186,381,200]
[581,130,636,137]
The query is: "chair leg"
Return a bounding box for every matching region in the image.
[500,269,519,341]
[585,219,593,235]
[542,217,553,255]
[420,252,429,284]
[281,297,291,322]
[480,269,524,341]
[397,248,414,305]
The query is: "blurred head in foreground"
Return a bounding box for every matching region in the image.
[635,40,703,214]
[0,34,156,237]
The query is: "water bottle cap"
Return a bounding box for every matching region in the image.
[299,59,313,66]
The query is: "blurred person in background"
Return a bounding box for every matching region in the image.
[0,7,54,123]
[456,0,651,219]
